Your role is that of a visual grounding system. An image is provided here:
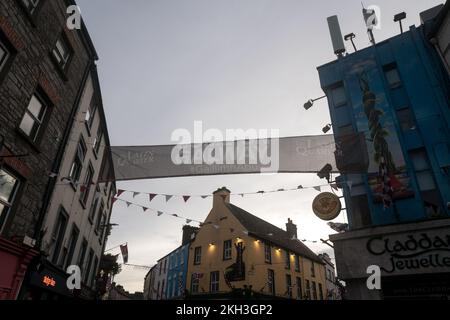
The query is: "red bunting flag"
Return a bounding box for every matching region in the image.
[183,196,191,203]
[149,193,157,202]
[117,189,125,197]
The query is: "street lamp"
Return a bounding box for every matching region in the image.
[344,33,357,52]
[394,12,406,34]
[303,95,327,110]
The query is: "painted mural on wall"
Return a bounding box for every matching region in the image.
[344,55,414,207]
[224,242,246,286]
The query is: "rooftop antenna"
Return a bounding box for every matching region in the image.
[394,12,406,34]
[327,15,346,58]
[344,33,357,52]
[362,2,377,45]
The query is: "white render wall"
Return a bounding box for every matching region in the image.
[41,72,115,289]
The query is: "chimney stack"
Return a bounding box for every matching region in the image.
[182,225,199,245]
[286,218,298,239]
[213,187,231,208]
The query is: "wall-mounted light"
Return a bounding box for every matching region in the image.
[322,124,332,134]
[344,33,357,52]
[303,95,327,110]
[394,12,407,34]
[209,242,215,247]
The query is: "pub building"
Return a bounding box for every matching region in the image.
[316,4,450,299]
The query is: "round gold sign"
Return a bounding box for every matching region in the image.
[312,192,342,221]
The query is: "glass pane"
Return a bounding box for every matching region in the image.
[56,40,66,59]
[385,68,401,87]
[331,86,347,107]
[410,150,430,171]
[0,170,18,203]
[417,171,436,191]
[19,112,37,137]
[397,108,415,131]
[28,95,43,119]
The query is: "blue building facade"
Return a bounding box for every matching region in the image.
[318,8,450,299]
[166,244,190,299]
[318,25,450,229]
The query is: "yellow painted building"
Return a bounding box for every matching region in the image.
[186,187,327,300]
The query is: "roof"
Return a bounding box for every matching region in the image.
[225,203,324,264]
[428,1,450,38]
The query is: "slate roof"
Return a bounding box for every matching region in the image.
[225,203,324,264]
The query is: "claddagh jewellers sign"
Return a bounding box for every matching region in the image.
[366,232,450,274]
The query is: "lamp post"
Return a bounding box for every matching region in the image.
[344,33,357,52]
[394,12,406,34]
[303,95,327,110]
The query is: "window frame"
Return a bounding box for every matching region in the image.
[18,91,50,144]
[264,243,272,264]
[64,224,79,269]
[0,168,21,234]
[267,269,275,295]
[223,239,232,261]
[294,255,300,272]
[209,271,219,293]
[286,274,292,298]
[194,246,202,265]
[51,31,73,77]
[296,277,303,300]
[190,274,199,294]
[51,207,69,265]
[69,137,87,184]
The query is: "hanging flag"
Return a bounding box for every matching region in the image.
[142,207,149,212]
[116,189,125,197]
[183,196,191,203]
[165,195,173,203]
[278,189,285,192]
[201,196,209,199]
[239,194,244,198]
[133,192,140,198]
[297,185,304,189]
[157,211,164,216]
[172,214,179,218]
[120,244,129,264]
[313,186,321,192]
[111,197,118,206]
[186,219,192,224]
[331,183,339,191]
[257,191,265,195]
[126,201,132,207]
[149,193,157,202]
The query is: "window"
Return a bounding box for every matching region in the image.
[93,128,103,154]
[19,93,47,142]
[312,281,318,300]
[80,163,94,205]
[69,138,87,183]
[156,282,161,298]
[410,149,442,216]
[295,255,300,272]
[319,283,324,300]
[384,66,402,88]
[296,277,303,300]
[164,259,167,273]
[0,39,11,72]
[78,239,88,274]
[264,243,272,264]
[52,33,72,72]
[20,0,40,15]
[306,280,311,300]
[330,85,347,107]
[311,261,316,277]
[285,250,291,270]
[194,247,202,265]
[286,275,292,298]
[88,190,99,223]
[51,208,68,264]
[0,169,20,232]
[223,240,232,260]
[161,279,165,299]
[95,201,104,234]
[99,212,106,244]
[64,224,79,269]
[397,108,416,131]
[210,271,219,293]
[191,274,199,294]
[90,256,98,287]
[267,269,275,295]
[83,249,94,284]
[85,99,97,130]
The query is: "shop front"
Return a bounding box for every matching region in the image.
[330,218,450,300]
[0,238,38,300]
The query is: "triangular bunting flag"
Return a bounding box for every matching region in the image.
[257,191,264,195]
[142,207,149,212]
[278,189,285,192]
[201,196,209,199]
[183,196,191,203]
[297,185,303,189]
[165,195,173,202]
[331,183,339,191]
[126,201,132,207]
[117,189,125,197]
[133,192,140,198]
[186,219,192,224]
[157,211,164,216]
[112,198,118,205]
[313,186,321,192]
[240,194,244,198]
[149,193,157,202]
[172,214,179,217]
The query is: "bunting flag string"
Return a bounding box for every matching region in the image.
[113,181,349,202]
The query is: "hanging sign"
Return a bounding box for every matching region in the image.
[312,192,342,221]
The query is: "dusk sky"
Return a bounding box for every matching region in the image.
[76,0,443,292]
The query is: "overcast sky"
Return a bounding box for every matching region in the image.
[76,0,443,292]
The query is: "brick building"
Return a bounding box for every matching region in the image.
[0,0,100,299]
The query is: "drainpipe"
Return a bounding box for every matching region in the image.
[33,60,94,248]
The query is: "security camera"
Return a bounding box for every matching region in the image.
[317,164,333,183]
